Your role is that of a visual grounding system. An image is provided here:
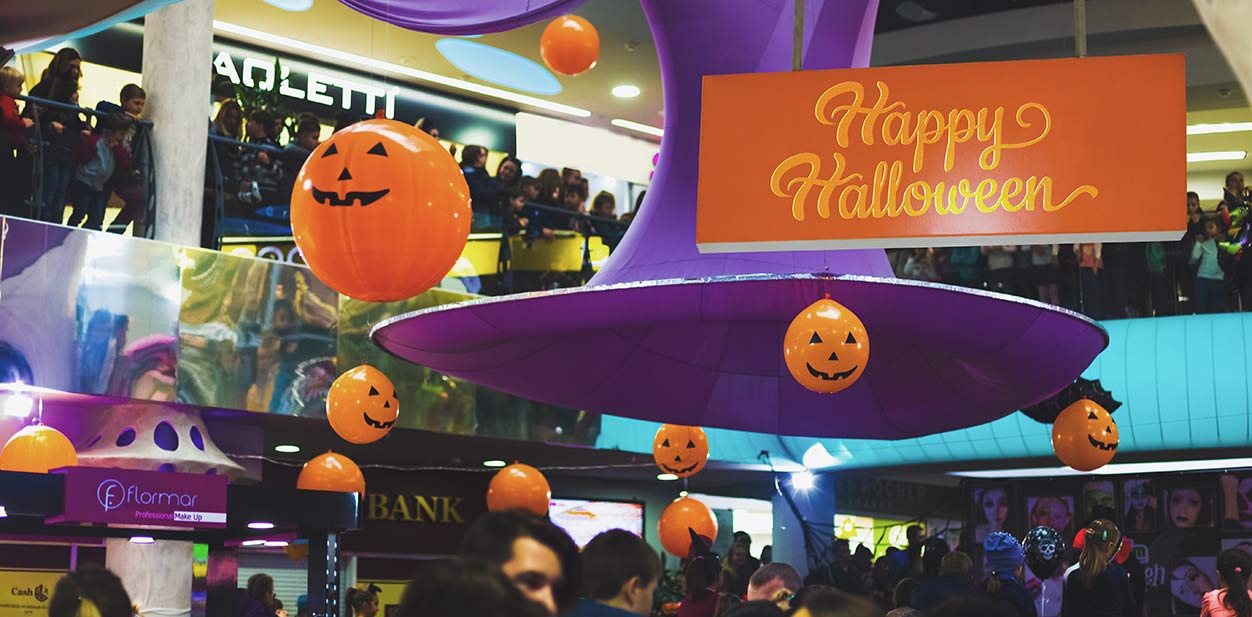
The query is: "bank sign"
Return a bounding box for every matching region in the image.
[49,467,228,528]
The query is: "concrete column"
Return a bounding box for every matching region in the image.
[771,472,835,575]
[106,538,194,617]
[141,0,213,246]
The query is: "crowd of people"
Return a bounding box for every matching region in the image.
[890,183,1252,319]
[0,48,149,234]
[58,512,1252,617]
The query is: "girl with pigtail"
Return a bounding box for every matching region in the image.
[1201,549,1252,617]
[1060,519,1137,617]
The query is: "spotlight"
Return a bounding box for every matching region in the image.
[274,444,301,454]
[791,471,815,491]
[483,460,507,468]
[247,522,275,530]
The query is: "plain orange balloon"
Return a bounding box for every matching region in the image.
[783,295,869,394]
[297,451,366,494]
[291,119,471,302]
[486,463,551,516]
[540,15,600,76]
[658,497,718,558]
[653,424,709,478]
[328,365,399,444]
[0,424,77,473]
[1052,399,1118,472]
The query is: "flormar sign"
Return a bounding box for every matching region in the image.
[49,467,227,529]
[696,54,1186,252]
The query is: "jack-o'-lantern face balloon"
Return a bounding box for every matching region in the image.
[653,424,709,478]
[783,295,869,394]
[291,119,471,302]
[327,365,399,444]
[1052,399,1118,472]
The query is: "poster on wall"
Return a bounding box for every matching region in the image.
[0,570,62,617]
[1220,474,1252,529]
[970,485,1013,544]
[1082,480,1117,523]
[1124,479,1160,533]
[1162,486,1215,529]
[1026,495,1075,539]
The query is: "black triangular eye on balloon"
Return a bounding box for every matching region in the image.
[661,439,670,447]
[367,142,388,157]
[686,440,696,448]
[809,332,823,344]
[1087,412,1098,420]
[845,332,856,344]
[369,386,380,396]
[321,143,339,157]
[383,401,391,408]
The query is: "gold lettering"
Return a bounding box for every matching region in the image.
[367,493,389,521]
[414,496,439,522]
[440,497,465,524]
[390,495,414,521]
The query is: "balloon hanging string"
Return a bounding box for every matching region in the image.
[792,0,804,71]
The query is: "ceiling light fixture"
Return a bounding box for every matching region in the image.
[948,456,1252,479]
[130,536,156,544]
[247,522,275,530]
[791,471,815,491]
[612,85,641,98]
[611,118,664,137]
[0,505,7,518]
[212,21,592,118]
[241,539,266,547]
[274,445,301,454]
[483,459,507,468]
[1,392,33,418]
[657,473,679,481]
[1187,122,1252,135]
[1187,150,1247,163]
[263,540,289,547]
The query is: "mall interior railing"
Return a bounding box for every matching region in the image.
[10,94,155,238]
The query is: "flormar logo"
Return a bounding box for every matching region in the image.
[96,479,198,512]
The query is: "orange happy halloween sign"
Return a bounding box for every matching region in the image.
[695,55,1186,252]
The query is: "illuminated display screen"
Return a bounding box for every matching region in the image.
[549,498,644,548]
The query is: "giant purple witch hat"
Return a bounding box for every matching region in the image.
[372,0,1108,439]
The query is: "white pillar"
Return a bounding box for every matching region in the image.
[106,538,194,617]
[141,0,213,246]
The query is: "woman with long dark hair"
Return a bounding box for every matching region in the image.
[1060,519,1136,617]
[1201,549,1252,617]
[26,47,81,105]
[679,555,723,617]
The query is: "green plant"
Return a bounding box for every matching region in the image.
[233,58,296,142]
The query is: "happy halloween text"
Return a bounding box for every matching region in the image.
[769,80,1098,221]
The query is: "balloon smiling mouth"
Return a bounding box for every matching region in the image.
[1087,435,1118,451]
[662,461,700,475]
[806,364,858,381]
[312,187,390,207]
[363,412,395,429]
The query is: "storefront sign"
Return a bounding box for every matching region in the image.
[0,570,60,617]
[50,467,228,528]
[337,468,488,556]
[696,54,1185,252]
[212,51,401,119]
[835,477,958,517]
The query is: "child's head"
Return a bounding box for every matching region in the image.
[246,108,275,140]
[505,187,525,211]
[119,84,145,116]
[100,114,130,144]
[295,114,321,149]
[1205,217,1221,238]
[0,66,23,97]
[591,190,616,217]
[520,175,538,201]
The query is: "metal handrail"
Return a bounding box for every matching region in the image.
[15,94,155,126]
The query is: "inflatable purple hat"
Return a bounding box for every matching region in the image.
[372,0,1107,439]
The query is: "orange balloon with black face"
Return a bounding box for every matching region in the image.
[1053,399,1118,472]
[652,424,709,478]
[783,295,869,394]
[327,365,399,444]
[291,119,471,302]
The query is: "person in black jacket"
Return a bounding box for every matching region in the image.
[461,144,501,230]
[1061,519,1136,617]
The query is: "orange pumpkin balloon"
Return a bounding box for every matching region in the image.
[297,451,366,494]
[486,463,551,516]
[0,424,77,473]
[540,15,600,76]
[658,497,718,558]
[783,295,869,394]
[1052,399,1118,472]
[291,119,471,302]
[653,424,709,478]
[328,365,399,444]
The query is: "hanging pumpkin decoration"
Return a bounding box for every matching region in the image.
[783,295,869,394]
[0,424,77,473]
[296,451,366,494]
[1052,399,1118,472]
[327,365,399,444]
[652,424,709,478]
[658,497,718,558]
[486,462,551,516]
[291,119,471,302]
[540,15,600,76]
